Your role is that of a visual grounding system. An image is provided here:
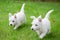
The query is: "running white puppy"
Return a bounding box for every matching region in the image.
[30,9,54,39]
[9,3,26,30]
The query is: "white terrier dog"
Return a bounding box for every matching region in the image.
[30,9,54,39]
[9,3,26,30]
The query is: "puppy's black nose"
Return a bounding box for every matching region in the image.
[10,24,12,26]
[32,28,33,30]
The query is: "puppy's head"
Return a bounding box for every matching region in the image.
[30,15,42,31]
[9,13,17,26]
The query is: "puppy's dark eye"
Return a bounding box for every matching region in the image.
[35,24,38,26]
[12,20,14,22]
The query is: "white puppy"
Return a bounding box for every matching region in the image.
[9,3,26,30]
[30,9,54,39]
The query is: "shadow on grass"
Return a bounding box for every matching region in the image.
[16,23,31,31]
[47,33,55,38]
[41,32,57,40]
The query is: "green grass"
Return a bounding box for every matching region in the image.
[0,1,60,40]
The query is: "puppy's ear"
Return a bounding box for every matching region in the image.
[14,15,16,18]
[38,15,42,22]
[30,16,36,20]
[9,13,12,18]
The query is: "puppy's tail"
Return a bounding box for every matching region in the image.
[45,9,54,19]
[20,3,25,12]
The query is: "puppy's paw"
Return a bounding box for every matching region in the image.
[39,35,43,39]
[14,27,17,30]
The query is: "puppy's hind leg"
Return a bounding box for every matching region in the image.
[23,18,26,24]
[47,29,51,34]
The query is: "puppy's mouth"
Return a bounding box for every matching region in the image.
[33,28,40,31]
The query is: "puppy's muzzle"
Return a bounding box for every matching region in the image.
[10,24,12,26]
[32,28,34,30]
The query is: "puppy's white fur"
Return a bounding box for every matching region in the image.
[9,3,26,30]
[30,9,54,39]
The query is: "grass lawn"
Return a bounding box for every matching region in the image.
[0,1,60,40]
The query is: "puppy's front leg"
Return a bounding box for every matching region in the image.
[36,31,40,35]
[39,32,47,39]
[14,24,20,30]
